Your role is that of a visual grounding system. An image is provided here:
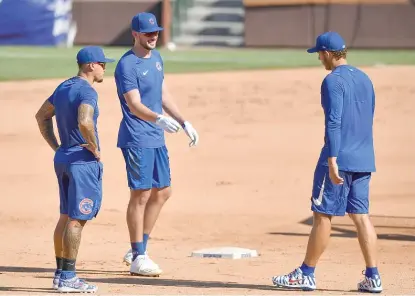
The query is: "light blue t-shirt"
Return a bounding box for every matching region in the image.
[48,77,99,164]
[318,65,376,172]
[114,49,165,148]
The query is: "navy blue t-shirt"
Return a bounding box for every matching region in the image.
[114,49,165,148]
[318,65,376,172]
[48,77,99,164]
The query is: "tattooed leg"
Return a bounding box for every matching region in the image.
[62,219,87,272]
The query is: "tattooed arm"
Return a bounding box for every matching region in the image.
[78,103,100,161]
[35,100,59,151]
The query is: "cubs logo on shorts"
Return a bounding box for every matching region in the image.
[79,198,94,215]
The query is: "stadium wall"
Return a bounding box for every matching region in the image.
[243,0,415,49]
[72,0,164,46]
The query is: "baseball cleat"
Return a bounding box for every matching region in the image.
[130,254,162,277]
[123,249,133,266]
[52,270,61,290]
[358,273,383,293]
[57,276,98,293]
[272,267,316,291]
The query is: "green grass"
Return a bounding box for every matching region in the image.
[1,46,415,81]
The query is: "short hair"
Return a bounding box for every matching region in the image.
[331,49,347,60]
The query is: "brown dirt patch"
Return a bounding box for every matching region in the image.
[0,65,414,294]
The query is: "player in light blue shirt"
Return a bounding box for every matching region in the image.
[271,32,382,293]
[35,46,114,293]
[114,12,199,276]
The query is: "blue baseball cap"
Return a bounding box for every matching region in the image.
[131,12,163,33]
[307,31,346,53]
[76,46,115,64]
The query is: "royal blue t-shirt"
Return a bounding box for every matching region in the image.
[114,49,165,148]
[48,77,99,164]
[318,65,376,172]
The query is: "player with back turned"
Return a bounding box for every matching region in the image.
[271,32,382,293]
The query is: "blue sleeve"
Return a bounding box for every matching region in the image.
[116,59,139,94]
[79,86,98,108]
[372,85,376,116]
[322,75,344,157]
[47,89,56,105]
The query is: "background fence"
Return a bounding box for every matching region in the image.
[0,0,415,49]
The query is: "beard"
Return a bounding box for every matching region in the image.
[321,55,333,70]
[140,38,157,50]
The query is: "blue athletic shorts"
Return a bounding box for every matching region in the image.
[311,164,371,216]
[121,146,171,190]
[54,161,103,220]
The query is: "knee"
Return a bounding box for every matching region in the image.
[313,212,332,224]
[130,190,152,206]
[348,213,369,226]
[153,187,172,204]
[67,218,87,228]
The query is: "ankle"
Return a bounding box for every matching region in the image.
[365,267,379,277]
[300,262,316,276]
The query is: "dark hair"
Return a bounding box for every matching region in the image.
[331,49,347,60]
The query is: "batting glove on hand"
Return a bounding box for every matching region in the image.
[182,121,199,147]
[155,115,181,133]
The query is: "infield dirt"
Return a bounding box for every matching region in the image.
[0,66,414,294]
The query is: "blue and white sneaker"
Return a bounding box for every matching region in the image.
[52,270,61,290]
[272,267,316,291]
[57,276,98,293]
[358,272,383,293]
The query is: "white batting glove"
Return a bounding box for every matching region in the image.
[155,115,181,133]
[182,121,199,147]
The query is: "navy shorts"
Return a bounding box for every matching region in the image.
[121,146,171,190]
[54,161,103,220]
[311,164,371,216]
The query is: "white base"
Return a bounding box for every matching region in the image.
[191,247,258,259]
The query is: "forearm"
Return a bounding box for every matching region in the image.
[327,124,341,157]
[162,99,185,125]
[328,157,337,167]
[37,118,59,151]
[79,123,98,151]
[128,101,159,123]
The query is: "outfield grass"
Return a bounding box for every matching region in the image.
[1,46,415,81]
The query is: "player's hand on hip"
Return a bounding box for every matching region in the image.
[182,121,199,147]
[81,144,101,161]
[156,115,181,133]
[328,163,344,185]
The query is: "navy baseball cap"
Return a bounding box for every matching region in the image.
[76,46,115,64]
[131,12,163,33]
[307,31,346,53]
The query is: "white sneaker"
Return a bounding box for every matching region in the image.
[123,249,133,266]
[57,276,98,293]
[52,270,61,290]
[130,254,162,277]
[358,273,383,293]
[272,267,316,291]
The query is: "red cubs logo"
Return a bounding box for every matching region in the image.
[79,198,94,215]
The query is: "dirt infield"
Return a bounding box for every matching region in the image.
[0,65,414,295]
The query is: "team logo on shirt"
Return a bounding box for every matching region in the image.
[156,62,162,71]
[149,18,155,25]
[79,198,94,215]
